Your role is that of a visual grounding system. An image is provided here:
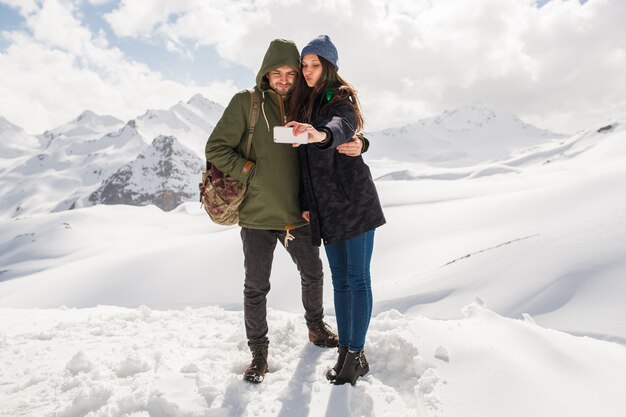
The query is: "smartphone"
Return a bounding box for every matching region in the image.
[273,126,308,144]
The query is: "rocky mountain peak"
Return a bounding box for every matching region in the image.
[89,135,202,211]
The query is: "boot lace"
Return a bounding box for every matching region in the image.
[250,349,266,370]
[312,321,334,338]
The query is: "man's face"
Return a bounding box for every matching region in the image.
[267,66,298,97]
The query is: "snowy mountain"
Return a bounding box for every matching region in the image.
[365,102,565,167]
[1,109,626,416]
[371,121,620,181]
[0,119,147,217]
[89,135,203,211]
[1,119,624,338]
[0,99,615,217]
[40,110,125,149]
[0,96,224,218]
[135,93,224,159]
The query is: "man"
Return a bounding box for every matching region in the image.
[205,39,365,384]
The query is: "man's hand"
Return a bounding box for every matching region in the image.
[302,211,310,222]
[337,135,363,157]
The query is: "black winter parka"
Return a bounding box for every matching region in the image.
[298,90,386,246]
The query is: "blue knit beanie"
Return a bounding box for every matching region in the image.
[300,35,339,70]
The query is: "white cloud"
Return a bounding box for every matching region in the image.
[0,0,237,134]
[1,0,624,134]
[25,0,92,55]
[104,0,186,38]
[0,0,38,15]
[101,0,626,133]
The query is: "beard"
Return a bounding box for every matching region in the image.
[273,83,292,96]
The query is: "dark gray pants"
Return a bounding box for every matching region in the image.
[241,225,324,348]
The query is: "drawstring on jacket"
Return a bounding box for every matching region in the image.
[284,227,295,248]
[261,91,270,131]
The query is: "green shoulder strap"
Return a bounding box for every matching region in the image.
[244,88,260,159]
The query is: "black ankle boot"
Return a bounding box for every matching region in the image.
[326,345,348,381]
[333,350,369,386]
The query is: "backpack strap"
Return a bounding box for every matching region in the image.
[244,88,260,159]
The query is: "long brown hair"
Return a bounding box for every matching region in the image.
[287,56,364,132]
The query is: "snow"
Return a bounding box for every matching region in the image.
[1,304,625,417]
[0,120,147,217]
[1,101,626,416]
[135,95,224,160]
[366,102,565,167]
[0,116,40,170]
[88,135,202,209]
[0,96,224,218]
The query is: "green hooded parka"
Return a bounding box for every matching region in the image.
[205,39,306,231]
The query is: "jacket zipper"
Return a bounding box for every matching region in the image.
[266,89,286,125]
[277,93,286,125]
[266,89,297,233]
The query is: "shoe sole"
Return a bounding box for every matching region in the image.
[332,366,369,386]
[312,341,339,348]
[244,375,264,384]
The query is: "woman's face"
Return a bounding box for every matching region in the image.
[301,54,323,88]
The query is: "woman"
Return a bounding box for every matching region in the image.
[286,35,386,386]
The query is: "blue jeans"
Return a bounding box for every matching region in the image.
[324,229,375,352]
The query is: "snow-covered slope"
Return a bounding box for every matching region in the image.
[365,103,565,168]
[370,121,626,341]
[1,303,625,417]
[1,120,625,343]
[372,121,620,181]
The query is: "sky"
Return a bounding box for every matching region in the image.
[0,0,624,135]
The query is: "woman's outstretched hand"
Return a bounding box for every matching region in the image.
[285,121,327,147]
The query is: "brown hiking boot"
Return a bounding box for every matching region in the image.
[243,346,268,383]
[308,321,339,347]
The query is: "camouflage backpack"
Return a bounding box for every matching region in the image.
[199,89,260,225]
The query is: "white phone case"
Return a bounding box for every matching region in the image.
[273,126,308,144]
